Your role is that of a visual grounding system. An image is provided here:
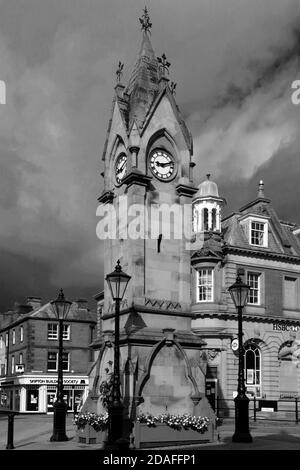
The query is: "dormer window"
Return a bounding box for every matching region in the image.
[249,218,268,247]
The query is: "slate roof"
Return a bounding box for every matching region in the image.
[222,195,300,258]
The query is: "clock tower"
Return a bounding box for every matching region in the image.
[90,8,214,432]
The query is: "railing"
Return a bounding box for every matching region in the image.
[216,397,299,424]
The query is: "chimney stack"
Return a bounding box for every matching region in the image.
[26,297,42,310]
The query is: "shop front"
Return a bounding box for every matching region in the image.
[0,375,88,413]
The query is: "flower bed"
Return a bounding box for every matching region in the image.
[73,412,108,445]
[134,413,214,448]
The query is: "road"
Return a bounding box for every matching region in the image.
[0,414,300,451]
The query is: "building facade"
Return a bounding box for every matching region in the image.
[0,297,96,413]
[191,178,300,411]
[85,9,300,422]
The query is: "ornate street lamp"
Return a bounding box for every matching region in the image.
[50,289,72,442]
[228,274,252,443]
[104,260,131,449]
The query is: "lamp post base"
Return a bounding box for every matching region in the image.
[103,402,129,450]
[50,400,69,442]
[232,394,252,443]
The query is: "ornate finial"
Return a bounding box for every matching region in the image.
[170,81,177,95]
[258,179,264,198]
[139,6,152,33]
[58,288,65,301]
[116,61,124,83]
[157,53,171,76]
[115,259,122,272]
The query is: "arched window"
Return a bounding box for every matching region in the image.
[202,208,209,231]
[212,208,217,231]
[244,343,261,397]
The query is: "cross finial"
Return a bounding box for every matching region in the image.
[157,53,171,76]
[139,6,152,33]
[116,61,124,83]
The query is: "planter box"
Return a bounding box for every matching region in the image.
[76,425,107,445]
[133,422,214,449]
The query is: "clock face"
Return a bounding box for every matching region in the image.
[115,154,127,184]
[150,150,176,181]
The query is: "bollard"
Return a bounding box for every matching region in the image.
[295,398,298,425]
[6,413,15,450]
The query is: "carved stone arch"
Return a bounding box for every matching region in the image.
[145,128,180,175]
[91,342,113,396]
[244,337,268,353]
[136,337,201,415]
[109,134,127,163]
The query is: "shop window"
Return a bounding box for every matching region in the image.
[244,343,261,398]
[197,268,214,302]
[247,272,261,305]
[47,351,69,371]
[48,323,70,340]
[26,389,39,411]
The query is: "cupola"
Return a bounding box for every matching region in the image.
[192,174,225,233]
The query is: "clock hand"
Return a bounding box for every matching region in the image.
[156,161,173,167]
[117,161,126,173]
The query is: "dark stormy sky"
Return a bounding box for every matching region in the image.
[1,0,300,311]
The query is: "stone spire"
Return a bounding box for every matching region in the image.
[126,7,160,129]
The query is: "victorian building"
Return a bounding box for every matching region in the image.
[0,297,96,413]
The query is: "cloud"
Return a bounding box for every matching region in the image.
[1,0,300,310]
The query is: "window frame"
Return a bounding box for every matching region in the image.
[20,326,24,343]
[244,343,262,398]
[47,323,70,341]
[47,351,70,372]
[12,329,16,345]
[11,355,15,374]
[249,217,268,248]
[196,268,214,303]
[247,271,261,305]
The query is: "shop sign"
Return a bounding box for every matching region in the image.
[273,323,300,332]
[22,378,87,385]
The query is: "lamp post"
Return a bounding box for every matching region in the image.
[104,260,131,449]
[50,289,72,442]
[228,274,252,443]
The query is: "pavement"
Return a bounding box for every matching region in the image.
[1,414,300,451]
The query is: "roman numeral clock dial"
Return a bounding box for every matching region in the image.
[150,150,176,181]
[115,154,127,185]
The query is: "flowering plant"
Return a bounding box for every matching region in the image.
[73,411,109,432]
[136,413,209,433]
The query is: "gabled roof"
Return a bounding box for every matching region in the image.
[222,184,300,258]
[141,85,193,153]
[0,301,96,331]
